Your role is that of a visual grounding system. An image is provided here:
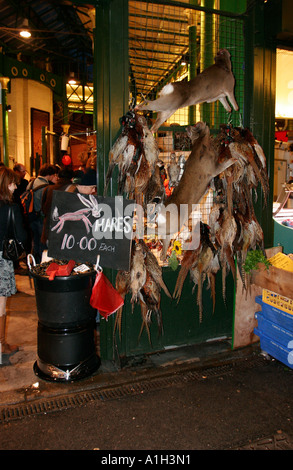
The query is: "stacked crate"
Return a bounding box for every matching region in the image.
[254,253,293,369]
[254,292,293,368]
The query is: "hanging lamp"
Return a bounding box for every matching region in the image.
[19,19,31,38]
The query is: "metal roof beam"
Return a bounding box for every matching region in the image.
[129,37,188,48]
[128,26,189,38]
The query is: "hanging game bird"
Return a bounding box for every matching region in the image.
[114,270,130,339]
[114,239,171,344]
[167,152,180,190]
[205,123,269,297]
[103,111,142,196]
[111,120,270,331]
[144,160,166,216]
[173,223,219,321]
[138,271,163,344]
[103,111,160,205]
[130,241,147,304]
[172,123,269,320]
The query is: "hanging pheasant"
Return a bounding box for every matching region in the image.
[103,111,159,205]
[114,239,171,344]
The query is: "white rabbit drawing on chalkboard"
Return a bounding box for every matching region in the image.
[78,194,101,218]
[51,194,102,234]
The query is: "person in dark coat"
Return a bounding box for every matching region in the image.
[12,163,29,206]
[0,167,27,354]
[12,163,29,271]
[26,164,59,263]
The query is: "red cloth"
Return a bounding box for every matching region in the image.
[90,271,124,319]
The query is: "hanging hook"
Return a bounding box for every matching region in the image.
[238,112,243,128]
[129,96,136,110]
[27,254,36,271]
[226,112,233,127]
[95,255,103,272]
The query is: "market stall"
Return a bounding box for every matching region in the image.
[92,0,277,363]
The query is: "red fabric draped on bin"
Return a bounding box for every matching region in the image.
[90,271,124,320]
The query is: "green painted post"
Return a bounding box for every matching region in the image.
[201,0,215,126]
[188,3,198,125]
[95,0,128,197]
[2,92,9,167]
[0,79,9,166]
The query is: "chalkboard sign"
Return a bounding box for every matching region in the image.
[47,191,135,271]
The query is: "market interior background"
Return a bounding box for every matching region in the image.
[0,0,292,365]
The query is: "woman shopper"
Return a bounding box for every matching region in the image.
[0,167,27,354]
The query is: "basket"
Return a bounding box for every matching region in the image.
[262,289,293,315]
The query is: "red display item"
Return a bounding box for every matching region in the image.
[90,270,124,319]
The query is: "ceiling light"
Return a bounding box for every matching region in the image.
[19,19,31,38]
[181,55,188,66]
[68,72,77,85]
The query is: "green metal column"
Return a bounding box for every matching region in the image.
[201,0,215,125]
[92,21,97,133]
[188,2,198,125]
[95,0,129,196]
[0,78,10,166]
[94,0,129,360]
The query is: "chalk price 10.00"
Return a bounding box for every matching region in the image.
[60,233,117,253]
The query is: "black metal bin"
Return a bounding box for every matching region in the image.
[30,266,100,382]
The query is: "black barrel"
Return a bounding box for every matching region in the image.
[31,270,100,382]
[32,271,97,328]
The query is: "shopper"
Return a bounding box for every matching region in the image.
[12,163,30,272]
[69,168,97,195]
[51,168,96,195]
[0,167,27,354]
[26,164,59,263]
[12,163,29,206]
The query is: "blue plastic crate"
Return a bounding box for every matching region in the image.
[254,327,293,369]
[255,296,293,333]
[255,312,293,347]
